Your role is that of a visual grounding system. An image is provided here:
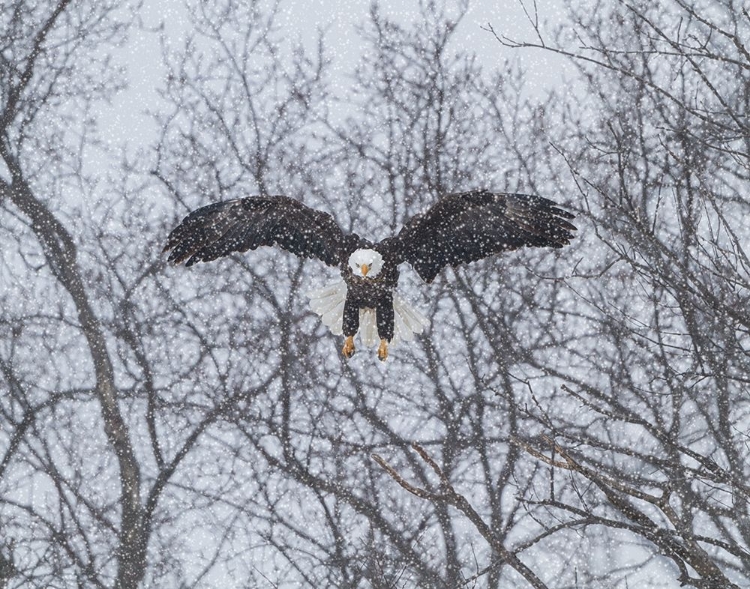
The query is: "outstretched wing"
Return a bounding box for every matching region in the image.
[164,196,347,267]
[384,190,577,283]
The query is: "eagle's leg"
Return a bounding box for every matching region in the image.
[342,336,356,358]
[342,296,359,359]
[376,294,394,362]
[378,339,388,362]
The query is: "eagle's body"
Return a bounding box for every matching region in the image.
[164,190,576,360]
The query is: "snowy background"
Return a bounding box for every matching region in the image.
[1,0,748,588]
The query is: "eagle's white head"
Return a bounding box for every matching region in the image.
[349,248,383,278]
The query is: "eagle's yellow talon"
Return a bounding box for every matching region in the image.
[342,336,355,359]
[378,339,388,362]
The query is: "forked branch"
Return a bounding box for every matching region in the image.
[373,442,549,589]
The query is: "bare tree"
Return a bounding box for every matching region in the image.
[7,0,746,587]
[0,2,265,587]
[152,1,585,587]
[466,0,750,587]
[0,3,150,586]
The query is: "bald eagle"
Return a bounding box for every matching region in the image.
[164,190,576,361]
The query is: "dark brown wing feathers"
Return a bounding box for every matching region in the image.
[164,191,576,279]
[386,190,576,282]
[164,196,346,267]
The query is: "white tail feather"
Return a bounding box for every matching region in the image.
[307,281,347,335]
[308,281,428,348]
[359,308,378,347]
[392,293,429,345]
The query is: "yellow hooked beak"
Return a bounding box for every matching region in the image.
[361,264,370,276]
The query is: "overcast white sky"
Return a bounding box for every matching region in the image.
[102,0,571,149]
